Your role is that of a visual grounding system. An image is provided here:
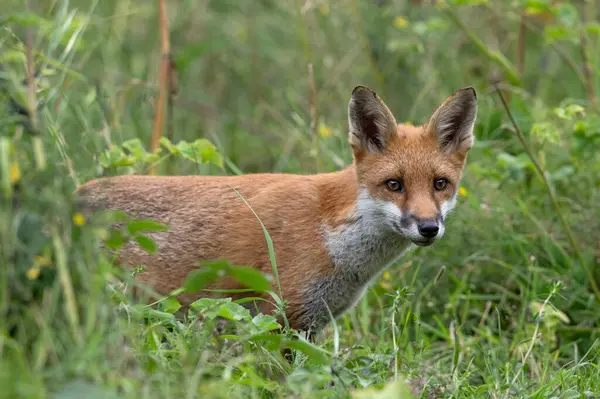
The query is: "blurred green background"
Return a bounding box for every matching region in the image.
[1,0,600,398]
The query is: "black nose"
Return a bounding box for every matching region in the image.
[418,220,439,238]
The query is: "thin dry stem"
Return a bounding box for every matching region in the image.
[445,6,521,87]
[580,2,598,110]
[503,283,560,399]
[149,0,172,174]
[25,0,38,133]
[517,13,526,77]
[488,5,586,88]
[307,63,319,172]
[166,56,178,174]
[25,0,47,172]
[495,87,600,303]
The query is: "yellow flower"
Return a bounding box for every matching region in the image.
[383,271,391,280]
[459,187,468,197]
[9,162,20,184]
[393,16,409,30]
[34,254,52,267]
[26,267,40,280]
[73,212,86,226]
[318,4,329,16]
[319,123,332,138]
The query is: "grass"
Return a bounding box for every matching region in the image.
[1,0,600,398]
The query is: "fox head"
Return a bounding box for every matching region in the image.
[348,85,477,247]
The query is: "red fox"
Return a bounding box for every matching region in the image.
[77,86,477,334]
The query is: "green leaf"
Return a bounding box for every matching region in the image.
[159,297,182,314]
[100,147,133,168]
[190,297,231,319]
[189,297,251,322]
[448,0,488,5]
[560,104,585,120]
[530,122,560,145]
[122,138,150,158]
[586,22,600,35]
[54,380,121,399]
[0,137,11,198]
[228,266,272,292]
[175,41,210,72]
[218,301,252,322]
[550,165,575,182]
[0,12,50,28]
[520,0,553,16]
[100,139,162,170]
[0,49,25,64]
[146,326,161,351]
[544,25,569,43]
[184,269,221,293]
[351,378,416,399]
[135,235,157,253]
[497,152,534,174]
[252,314,282,332]
[230,188,283,305]
[160,137,180,155]
[127,219,168,235]
[103,229,129,250]
[283,339,329,365]
[130,305,176,322]
[145,326,161,373]
[529,301,570,324]
[247,333,283,351]
[554,3,579,27]
[176,139,224,168]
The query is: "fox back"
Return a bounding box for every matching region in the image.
[77,85,477,333]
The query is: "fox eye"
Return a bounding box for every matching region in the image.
[434,178,449,191]
[385,179,404,192]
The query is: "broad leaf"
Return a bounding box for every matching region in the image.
[252,314,281,332]
[190,297,231,319]
[127,219,168,235]
[159,297,182,314]
[54,380,121,399]
[283,339,329,365]
[177,139,223,168]
[218,301,252,322]
[103,229,129,250]
[228,266,272,292]
[184,269,220,293]
[135,235,157,253]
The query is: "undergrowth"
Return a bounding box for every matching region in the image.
[1,0,600,398]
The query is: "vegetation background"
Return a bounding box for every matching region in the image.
[1,0,600,397]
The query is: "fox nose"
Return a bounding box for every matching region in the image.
[418,220,439,238]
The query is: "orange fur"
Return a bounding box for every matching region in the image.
[76,86,477,333]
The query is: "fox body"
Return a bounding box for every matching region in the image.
[77,86,477,333]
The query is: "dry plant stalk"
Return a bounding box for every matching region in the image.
[444,6,521,88]
[495,86,600,304]
[25,3,38,133]
[517,13,526,77]
[25,0,47,171]
[580,0,597,111]
[167,57,178,142]
[580,34,596,110]
[307,63,319,172]
[149,0,173,174]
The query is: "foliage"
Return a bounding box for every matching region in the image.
[1,0,600,398]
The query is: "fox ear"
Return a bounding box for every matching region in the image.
[348,86,398,153]
[428,87,478,154]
